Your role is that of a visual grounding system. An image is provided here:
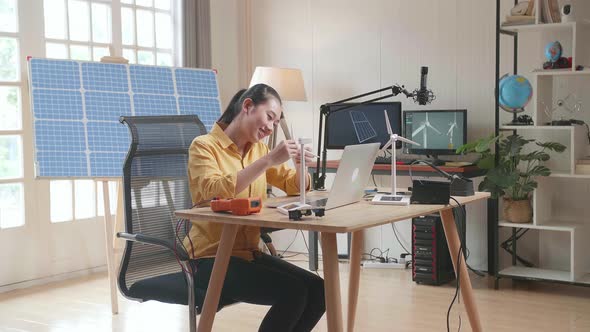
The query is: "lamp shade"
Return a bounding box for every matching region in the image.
[249,67,307,101]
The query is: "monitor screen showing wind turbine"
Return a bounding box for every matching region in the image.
[403,109,467,157]
[325,102,402,149]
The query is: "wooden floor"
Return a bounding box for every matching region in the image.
[1,258,589,332]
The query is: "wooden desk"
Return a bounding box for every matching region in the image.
[307,160,486,271]
[176,192,490,332]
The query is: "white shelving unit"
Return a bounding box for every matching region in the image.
[496,0,590,286]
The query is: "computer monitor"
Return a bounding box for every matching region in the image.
[325,102,402,149]
[403,109,467,164]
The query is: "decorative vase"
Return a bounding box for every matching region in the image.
[502,197,532,223]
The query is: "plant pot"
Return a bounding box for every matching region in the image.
[502,197,532,223]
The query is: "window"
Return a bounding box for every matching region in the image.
[42,0,181,223]
[0,0,24,229]
[44,0,112,61]
[121,0,175,66]
[0,182,24,228]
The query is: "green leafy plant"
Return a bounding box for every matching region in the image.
[456,133,566,200]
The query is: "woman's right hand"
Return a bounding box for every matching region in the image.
[267,140,299,165]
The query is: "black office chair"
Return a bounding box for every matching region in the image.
[116,115,239,332]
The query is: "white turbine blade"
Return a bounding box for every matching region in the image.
[426,122,442,135]
[412,124,425,137]
[380,139,393,152]
[447,123,456,136]
[384,110,393,135]
[396,136,420,146]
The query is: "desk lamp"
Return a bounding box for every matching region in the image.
[371,110,420,205]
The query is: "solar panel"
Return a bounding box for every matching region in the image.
[28,58,221,178]
[349,111,377,143]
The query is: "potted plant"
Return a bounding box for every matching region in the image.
[457,133,566,223]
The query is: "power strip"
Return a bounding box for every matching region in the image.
[361,261,406,269]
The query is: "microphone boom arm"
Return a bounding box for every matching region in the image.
[314,83,417,190]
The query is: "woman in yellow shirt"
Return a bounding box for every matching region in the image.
[184,83,325,332]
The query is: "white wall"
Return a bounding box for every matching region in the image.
[210,0,241,107]
[211,0,497,270]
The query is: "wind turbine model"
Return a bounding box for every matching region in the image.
[371,110,420,206]
[412,112,442,148]
[277,137,313,215]
[446,112,458,149]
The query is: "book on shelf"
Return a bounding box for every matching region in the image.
[525,0,535,16]
[540,0,561,23]
[575,164,590,174]
[541,0,551,23]
[577,158,590,165]
[548,0,561,23]
[444,161,473,167]
[505,15,536,23]
[501,19,535,27]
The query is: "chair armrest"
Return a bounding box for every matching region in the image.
[117,232,189,261]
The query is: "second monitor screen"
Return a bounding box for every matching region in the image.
[403,110,467,153]
[325,102,402,149]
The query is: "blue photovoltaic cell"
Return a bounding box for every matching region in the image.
[29,58,221,178]
[86,122,130,152]
[32,90,83,120]
[90,152,128,177]
[34,120,86,152]
[30,59,80,90]
[82,63,129,92]
[178,97,220,131]
[133,94,177,116]
[85,92,132,121]
[350,111,377,143]
[129,65,174,94]
[175,69,218,97]
[37,151,88,177]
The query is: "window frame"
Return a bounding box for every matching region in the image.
[0,0,25,229]
[39,0,182,224]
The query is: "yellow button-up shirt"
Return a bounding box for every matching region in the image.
[183,122,308,261]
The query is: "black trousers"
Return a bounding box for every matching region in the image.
[193,252,326,332]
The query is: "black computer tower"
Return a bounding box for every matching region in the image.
[412,213,464,285]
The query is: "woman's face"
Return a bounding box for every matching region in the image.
[242,97,282,142]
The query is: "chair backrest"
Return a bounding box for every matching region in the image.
[117,115,207,298]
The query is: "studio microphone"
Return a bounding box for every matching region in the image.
[414,66,436,105]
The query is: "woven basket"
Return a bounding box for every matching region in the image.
[502,197,532,223]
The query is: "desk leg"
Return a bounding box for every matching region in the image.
[197,224,239,332]
[309,231,319,271]
[440,208,482,332]
[347,230,363,332]
[321,232,343,332]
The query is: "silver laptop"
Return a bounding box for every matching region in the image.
[270,143,380,210]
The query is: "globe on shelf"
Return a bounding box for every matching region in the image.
[544,41,562,63]
[498,74,533,114]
